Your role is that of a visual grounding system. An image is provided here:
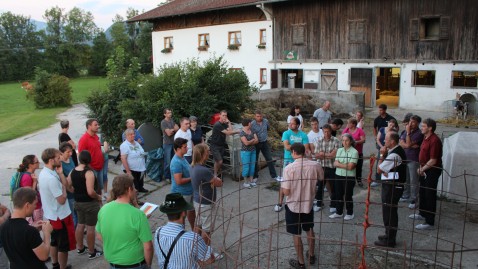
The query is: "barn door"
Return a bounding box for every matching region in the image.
[321,70,337,90]
[350,68,373,107]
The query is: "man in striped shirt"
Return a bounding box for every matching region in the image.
[154,193,215,268]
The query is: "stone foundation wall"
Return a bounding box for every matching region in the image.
[252,89,365,116]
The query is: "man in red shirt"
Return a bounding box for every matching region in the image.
[78,119,104,195]
[409,118,442,230]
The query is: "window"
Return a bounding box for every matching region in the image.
[410,16,450,41]
[198,33,210,47]
[260,68,267,84]
[164,37,173,49]
[452,71,478,88]
[348,20,366,43]
[259,29,266,45]
[228,31,241,46]
[412,70,436,87]
[292,24,306,45]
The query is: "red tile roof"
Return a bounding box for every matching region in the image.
[129,0,269,22]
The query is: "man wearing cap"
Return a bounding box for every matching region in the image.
[399,114,424,209]
[154,193,215,268]
[96,174,153,268]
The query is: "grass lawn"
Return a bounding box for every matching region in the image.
[0,77,107,142]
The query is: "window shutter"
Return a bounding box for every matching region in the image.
[440,16,450,40]
[410,19,419,41]
[348,20,356,42]
[292,24,305,45]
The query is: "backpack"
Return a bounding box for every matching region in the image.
[10,172,24,200]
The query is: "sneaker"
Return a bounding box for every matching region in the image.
[289,259,306,269]
[408,201,416,209]
[344,214,354,221]
[305,250,316,265]
[399,197,409,203]
[329,213,343,219]
[165,178,171,184]
[324,187,328,192]
[329,207,336,213]
[415,223,434,230]
[370,182,379,187]
[274,204,283,212]
[358,181,364,188]
[275,176,283,182]
[213,252,224,261]
[409,214,425,220]
[252,177,258,183]
[88,249,103,260]
[243,182,252,189]
[313,204,321,212]
[102,193,108,201]
[250,182,257,187]
[77,246,87,255]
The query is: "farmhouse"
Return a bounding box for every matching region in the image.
[130,0,478,112]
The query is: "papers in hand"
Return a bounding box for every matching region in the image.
[140,202,159,217]
[381,172,399,181]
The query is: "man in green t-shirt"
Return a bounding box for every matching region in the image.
[96,174,153,268]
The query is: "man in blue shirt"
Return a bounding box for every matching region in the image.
[170,138,196,230]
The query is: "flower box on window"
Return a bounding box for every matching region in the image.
[257,44,266,49]
[197,46,208,51]
[227,44,240,50]
[161,47,172,53]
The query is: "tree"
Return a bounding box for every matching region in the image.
[87,55,256,146]
[28,67,72,108]
[42,6,99,77]
[0,12,42,81]
[89,32,112,76]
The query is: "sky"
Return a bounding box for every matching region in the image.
[1,0,161,30]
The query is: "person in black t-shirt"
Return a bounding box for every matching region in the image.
[0,188,52,269]
[58,120,78,166]
[209,110,239,176]
[373,104,396,186]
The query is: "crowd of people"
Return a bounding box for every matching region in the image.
[0,102,444,269]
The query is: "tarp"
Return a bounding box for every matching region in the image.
[440,132,478,202]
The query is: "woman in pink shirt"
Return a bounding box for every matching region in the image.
[18,155,43,224]
[342,118,366,187]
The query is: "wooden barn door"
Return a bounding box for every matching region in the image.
[321,70,337,90]
[350,68,373,107]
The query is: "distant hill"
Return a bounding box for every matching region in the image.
[30,19,47,31]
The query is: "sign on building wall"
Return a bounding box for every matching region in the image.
[283,50,298,60]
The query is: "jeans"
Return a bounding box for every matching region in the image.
[241,150,256,177]
[381,181,404,241]
[418,167,441,226]
[93,169,104,191]
[335,175,356,215]
[402,161,420,202]
[253,141,277,178]
[102,157,109,184]
[163,143,174,180]
[67,197,78,227]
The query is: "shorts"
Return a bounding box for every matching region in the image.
[211,145,225,162]
[75,201,100,226]
[285,205,314,235]
[194,202,216,232]
[324,167,336,181]
[50,215,76,252]
[182,195,194,209]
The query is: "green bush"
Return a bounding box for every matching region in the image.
[87,53,257,147]
[27,68,72,108]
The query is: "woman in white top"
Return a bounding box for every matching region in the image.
[120,129,147,193]
[287,105,304,130]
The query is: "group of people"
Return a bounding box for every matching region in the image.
[0,102,444,269]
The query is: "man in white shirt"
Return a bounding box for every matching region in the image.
[38,148,75,269]
[174,117,193,163]
[307,117,323,154]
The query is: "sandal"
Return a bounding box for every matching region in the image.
[289,259,306,269]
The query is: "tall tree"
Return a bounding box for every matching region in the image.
[89,32,112,76]
[42,6,99,77]
[0,12,42,81]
